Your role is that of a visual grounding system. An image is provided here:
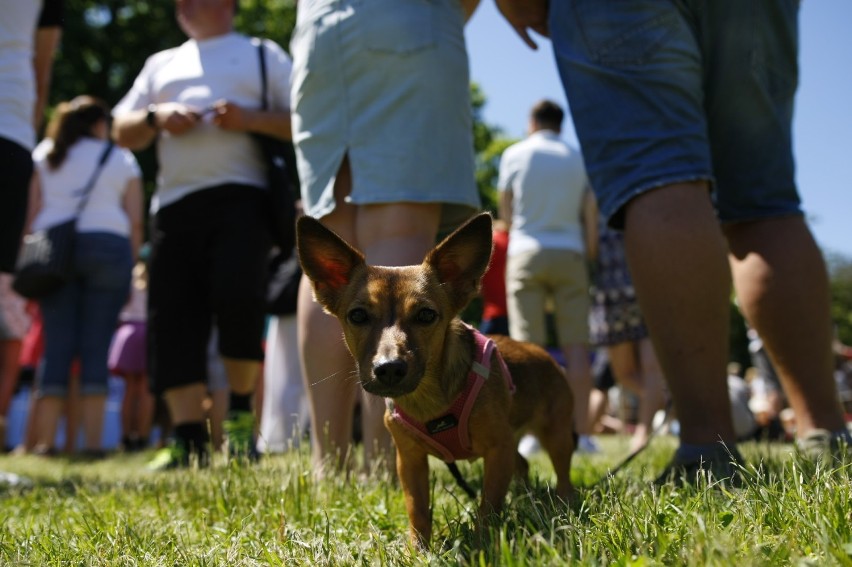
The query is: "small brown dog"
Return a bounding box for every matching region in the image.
[297,212,575,548]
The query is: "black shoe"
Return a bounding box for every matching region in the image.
[223,410,259,463]
[655,445,745,488]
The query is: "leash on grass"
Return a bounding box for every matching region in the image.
[446,462,478,499]
[444,400,674,498]
[595,401,673,483]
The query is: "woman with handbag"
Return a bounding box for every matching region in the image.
[25,95,143,456]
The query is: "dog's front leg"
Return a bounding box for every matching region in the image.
[479,442,516,522]
[396,447,432,549]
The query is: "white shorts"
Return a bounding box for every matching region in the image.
[291,0,480,233]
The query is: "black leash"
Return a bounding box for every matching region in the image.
[444,401,674,498]
[595,400,673,486]
[445,462,477,499]
[592,400,672,486]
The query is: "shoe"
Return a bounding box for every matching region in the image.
[796,428,852,462]
[75,449,108,462]
[518,434,541,458]
[577,435,600,454]
[223,410,259,461]
[146,442,189,471]
[123,436,149,453]
[0,471,33,489]
[654,444,745,487]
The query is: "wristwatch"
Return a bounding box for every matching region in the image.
[145,104,158,131]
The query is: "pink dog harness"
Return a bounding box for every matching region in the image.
[388,326,515,463]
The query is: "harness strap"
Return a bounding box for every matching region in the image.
[389,327,514,463]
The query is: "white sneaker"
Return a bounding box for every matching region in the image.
[518,434,542,458]
[0,471,32,488]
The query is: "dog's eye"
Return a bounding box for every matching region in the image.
[348,308,369,325]
[416,308,437,324]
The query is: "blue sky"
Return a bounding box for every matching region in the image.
[465,1,852,258]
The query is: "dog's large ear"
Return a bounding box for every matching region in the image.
[296,216,365,311]
[424,213,494,311]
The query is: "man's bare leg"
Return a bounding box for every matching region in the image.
[623,183,737,446]
[725,216,846,438]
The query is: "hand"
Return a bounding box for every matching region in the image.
[157,102,203,136]
[207,99,247,131]
[494,0,549,50]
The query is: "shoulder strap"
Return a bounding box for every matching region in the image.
[254,38,269,111]
[74,141,114,218]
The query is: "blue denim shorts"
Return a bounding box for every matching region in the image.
[549,0,802,228]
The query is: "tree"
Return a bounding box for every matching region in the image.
[827,253,852,345]
[471,83,517,213]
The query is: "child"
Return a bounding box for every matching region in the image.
[108,258,153,451]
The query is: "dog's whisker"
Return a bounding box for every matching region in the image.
[310,370,350,387]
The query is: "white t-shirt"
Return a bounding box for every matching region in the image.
[32,138,142,236]
[497,130,589,256]
[113,33,292,211]
[0,1,42,150]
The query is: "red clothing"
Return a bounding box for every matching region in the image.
[481,228,508,321]
[18,302,43,368]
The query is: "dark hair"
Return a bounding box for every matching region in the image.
[45,95,110,170]
[531,100,564,131]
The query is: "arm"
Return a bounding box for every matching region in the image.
[32,26,62,130]
[498,189,513,230]
[24,171,43,235]
[111,109,158,151]
[493,0,549,50]
[208,100,292,141]
[581,187,598,263]
[112,102,204,151]
[122,177,145,262]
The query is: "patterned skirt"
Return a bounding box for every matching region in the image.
[588,224,648,346]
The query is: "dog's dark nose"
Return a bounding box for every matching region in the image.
[373,359,408,385]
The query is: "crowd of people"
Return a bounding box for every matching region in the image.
[1,0,850,489]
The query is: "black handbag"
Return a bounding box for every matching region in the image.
[254,39,297,257]
[266,249,302,316]
[12,142,114,299]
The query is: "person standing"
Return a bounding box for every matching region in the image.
[1,0,63,276]
[479,219,510,337]
[28,96,143,457]
[0,0,64,452]
[108,256,154,452]
[291,0,482,475]
[497,99,597,449]
[496,0,851,481]
[112,0,292,469]
[588,214,666,454]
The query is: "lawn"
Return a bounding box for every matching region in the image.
[0,436,850,566]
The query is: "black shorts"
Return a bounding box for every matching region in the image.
[147,184,271,395]
[592,351,616,392]
[0,138,34,273]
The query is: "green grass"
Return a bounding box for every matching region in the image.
[0,436,851,566]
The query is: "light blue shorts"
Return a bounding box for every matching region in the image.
[291,0,481,232]
[550,0,802,229]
